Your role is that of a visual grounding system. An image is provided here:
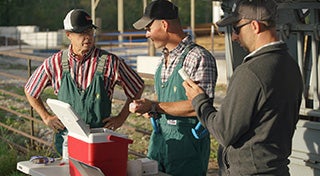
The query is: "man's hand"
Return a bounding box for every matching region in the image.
[182,79,205,100]
[44,115,65,131]
[103,115,126,131]
[129,98,153,115]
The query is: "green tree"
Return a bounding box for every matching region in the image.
[0,0,213,32]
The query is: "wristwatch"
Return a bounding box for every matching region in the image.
[149,102,161,134]
[149,102,159,118]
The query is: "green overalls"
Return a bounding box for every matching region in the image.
[55,50,111,155]
[148,45,210,176]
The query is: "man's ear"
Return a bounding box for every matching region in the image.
[65,31,71,38]
[161,20,169,32]
[251,20,261,34]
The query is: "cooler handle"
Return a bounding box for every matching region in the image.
[107,135,133,144]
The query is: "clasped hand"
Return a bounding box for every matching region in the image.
[182,79,205,100]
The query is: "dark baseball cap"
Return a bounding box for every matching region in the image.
[63,9,97,33]
[216,0,277,27]
[133,0,178,30]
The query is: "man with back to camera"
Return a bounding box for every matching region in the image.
[183,0,303,175]
[130,0,218,175]
[24,9,144,155]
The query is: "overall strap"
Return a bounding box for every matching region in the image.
[178,43,197,65]
[96,50,109,74]
[157,43,197,72]
[61,49,109,74]
[61,50,69,71]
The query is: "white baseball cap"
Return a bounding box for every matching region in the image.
[63,9,97,33]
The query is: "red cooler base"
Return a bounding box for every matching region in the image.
[68,135,132,176]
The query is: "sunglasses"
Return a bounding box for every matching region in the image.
[145,20,155,31]
[232,21,252,35]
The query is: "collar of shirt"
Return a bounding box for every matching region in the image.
[68,45,96,63]
[160,35,193,83]
[161,35,193,63]
[243,41,285,62]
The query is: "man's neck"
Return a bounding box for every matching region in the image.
[165,32,186,51]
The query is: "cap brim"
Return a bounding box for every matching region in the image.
[133,16,154,30]
[216,15,240,27]
[69,24,98,33]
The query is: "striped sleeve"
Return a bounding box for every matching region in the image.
[116,57,144,98]
[24,52,63,99]
[24,62,51,99]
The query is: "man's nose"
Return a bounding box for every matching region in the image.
[145,31,151,38]
[231,32,238,42]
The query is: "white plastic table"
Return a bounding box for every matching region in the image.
[17,160,69,176]
[17,159,170,176]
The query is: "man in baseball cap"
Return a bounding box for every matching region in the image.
[183,0,303,175]
[133,0,178,30]
[216,0,277,27]
[63,9,97,33]
[24,8,145,157]
[131,0,217,176]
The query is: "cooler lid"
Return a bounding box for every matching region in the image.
[46,98,89,138]
[70,157,105,176]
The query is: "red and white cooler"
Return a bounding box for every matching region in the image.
[46,99,133,176]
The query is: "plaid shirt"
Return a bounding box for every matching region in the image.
[25,46,144,99]
[159,35,217,98]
